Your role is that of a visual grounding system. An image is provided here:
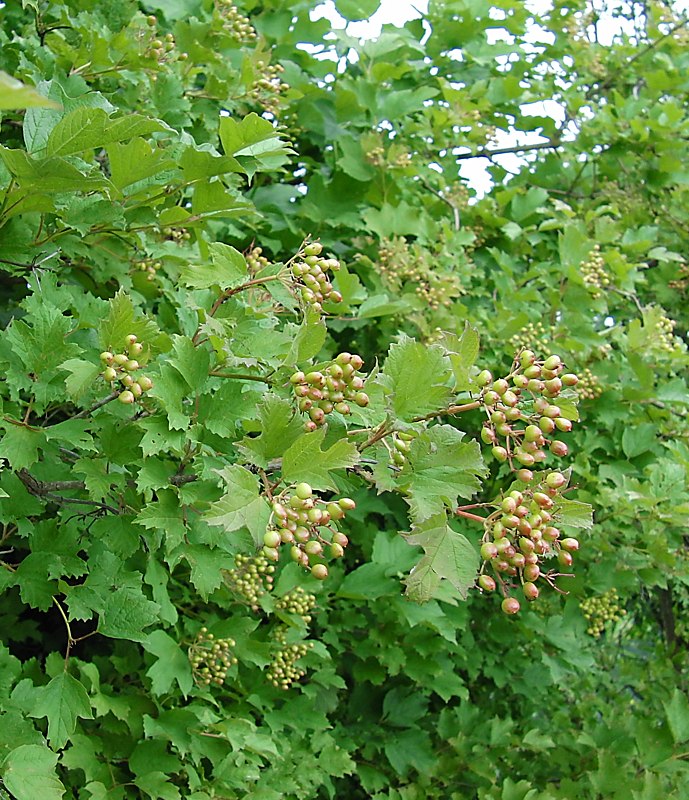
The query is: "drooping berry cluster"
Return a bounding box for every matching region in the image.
[668,263,689,293]
[247,61,288,116]
[275,586,316,624]
[290,242,343,314]
[188,628,238,687]
[134,257,162,282]
[223,553,275,611]
[246,245,269,274]
[477,351,578,477]
[214,0,257,42]
[290,353,369,431]
[477,475,581,614]
[580,589,626,637]
[267,627,313,690]
[580,245,610,299]
[262,483,355,580]
[100,335,154,404]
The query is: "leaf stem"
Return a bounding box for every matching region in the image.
[210,370,274,384]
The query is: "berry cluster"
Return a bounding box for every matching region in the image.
[508,321,558,354]
[134,257,162,282]
[389,431,416,468]
[142,19,187,64]
[223,553,275,611]
[247,60,288,116]
[365,146,412,168]
[100,335,154,404]
[188,628,238,687]
[653,312,683,354]
[477,475,581,614]
[267,627,313,690]
[290,353,369,431]
[576,367,602,400]
[215,0,257,42]
[161,226,191,244]
[477,351,578,475]
[377,236,460,310]
[580,245,610,299]
[263,483,355,579]
[580,589,626,637]
[246,245,269,274]
[275,586,316,624]
[668,263,689,293]
[290,241,343,314]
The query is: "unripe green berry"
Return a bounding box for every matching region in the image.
[492,446,508,462]
[264,530,281,548]
[561,537,580,552]
[480,542,498,560]
[523,582,539,601]
[311,563,328,580]
[118,390,135,404]
[546,471,566,489]
[100,351,114,363]
[304,242,323,257]
[295,483,313,500]
[102,367,117,382]
[562,373,579,386]
[125,334,137,346]
[338,497,356,511]
[476,369,493,387]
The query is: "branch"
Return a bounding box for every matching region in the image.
[420,181,461,231]
[210,371,274,384]
[455,139,561,162]
[71,391,120,420]
[412,400,481,423]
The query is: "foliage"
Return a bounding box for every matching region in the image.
[0,0,688,798]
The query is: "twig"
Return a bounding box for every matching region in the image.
[455,140,561,162]
[412,400,481,423]
[420,180,461,231]
[72,391,120,420]
[210,371,274,384]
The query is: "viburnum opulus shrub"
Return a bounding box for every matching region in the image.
[0,1,688,798]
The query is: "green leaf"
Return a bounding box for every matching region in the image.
[136,490,188,552]
[99,587,160,642]
[107,137,177,191]
[281,427,359,491]
[60,359,102,400]
[663,690,689,743]
[1,745,65,800]
[403,513,479,603]
[218,113,294,178]
[44,107,168,157]
[555,498,594,530]
[335,0,381,20]
[204,465,271,546]
[142,631,194,698]
[378,335,452,421]
[180,242,248,290]
[401,426,486,522]
[0,72,61,110]
[29,672,92,750]
[622,422,657,459]
[439,323,480,392]
[0,423,44,470]
[235,395,304,468]
[98,290,162,353]
[285,312,327,364]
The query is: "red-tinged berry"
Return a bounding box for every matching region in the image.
[478,574,496,591]
[520,349,536,366]
[311,563,328,580]
[492,378,509,395]
[516,468,534,483]
[336,352,352,365]
[555,417,573,432]
[546,471,566,489]
[558,550,573,567]
[130,382,143,398]
[102,367,117,382]
[354,392,369,407]
[332,531,349,547]
[561,537,580,552]
[125,334,137,346]
[533,492,554,509]
[350,354,364,370]
[550,440,569,457]
[501,597,520,614]
[481,426,495,445]
[524,425,542,442]
[511,553,526,569]
[539,416,556,434]
[304,540,323,556]
[100,351,114,363]
[494,537,512,553]
[544,378,562,395]
[118,390,135,404]
[523,563,540,581]
[290,371,306,384]
[562,373,579,386]
[476,369,493,386]
[113,353,128,366]
[138,375,153,391]
[338,497,356,511]
[524,364,541,379]
[502,390,518,407]
[483,391,500,406]
[481,542,498,560]
[523,582,539,601]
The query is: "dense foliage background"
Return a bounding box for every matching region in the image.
[1,0,689,798]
